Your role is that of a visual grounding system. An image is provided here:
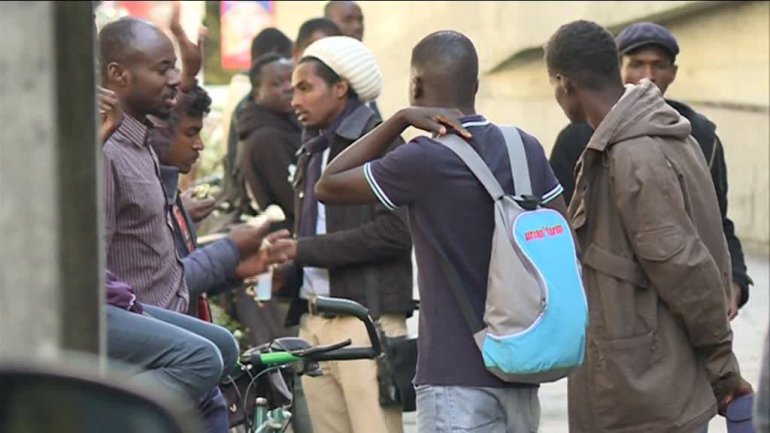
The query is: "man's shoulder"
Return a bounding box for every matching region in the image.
[608,136,671,173]
[409,124,544,160]
[554,122,593,150]
[400,135,460,165]
[246,130,299,166]
[103,134,128,160]
[511,126,547,152]
[665,99,716,133]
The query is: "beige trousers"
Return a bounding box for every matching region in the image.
[299,313,407,433]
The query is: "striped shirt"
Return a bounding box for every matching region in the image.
[103,114,189,313]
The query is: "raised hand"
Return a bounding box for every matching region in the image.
[169,1,206,91]
[98,86,123,144]
[398,107,472,138]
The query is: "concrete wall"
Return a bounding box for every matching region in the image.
[270,0,769,252]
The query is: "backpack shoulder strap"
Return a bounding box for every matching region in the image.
[439,127,533,199]
[437,134,505,200]
[500,126,532,197]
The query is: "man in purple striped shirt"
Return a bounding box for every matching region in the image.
[101,17,189,312]
[99,17,241,433]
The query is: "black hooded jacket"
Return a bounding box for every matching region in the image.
[236,100,302,231]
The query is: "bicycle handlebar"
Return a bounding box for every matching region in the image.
[311,296,369,321]
[243,296,382,368]
[311,296,382,357]
[311,347,379,361]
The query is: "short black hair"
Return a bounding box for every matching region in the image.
[250,27,293,62]
[172,85,212,124]
[298,57,358,99]
[324,1,357,17]
[183,85,212,119]
[323,1,334,16]
[295,18,341,51]
[411,31,479,106]
[249,53,284,89]
[98,17,152,77]
[545,20,622,90]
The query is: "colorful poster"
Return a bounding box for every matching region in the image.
[220,1,274,71]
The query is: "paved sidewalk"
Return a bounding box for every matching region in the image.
[404,253,769,432]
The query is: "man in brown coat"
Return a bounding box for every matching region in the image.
[545,20,752,433]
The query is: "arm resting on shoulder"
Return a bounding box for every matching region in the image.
[317,111,412,205]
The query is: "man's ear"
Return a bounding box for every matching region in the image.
[671,63,679,82]
[410,76,423,101]
[474,78,479,96]
[557,74,574,96]
[333,79,350,99]
[106,62,129,87]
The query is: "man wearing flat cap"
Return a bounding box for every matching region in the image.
[549,22,752,319]
[271,36,413,433]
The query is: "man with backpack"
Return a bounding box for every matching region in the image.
[544,20,752,433]
[314,30,575,432]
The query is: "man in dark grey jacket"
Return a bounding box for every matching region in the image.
[273,36,413,433]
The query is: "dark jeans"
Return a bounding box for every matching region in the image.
[199,387,229,433]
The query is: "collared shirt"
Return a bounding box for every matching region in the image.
[300,147,331,299]
[103,114,189,313]
[157,164,240,304]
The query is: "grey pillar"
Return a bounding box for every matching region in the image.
[0,2,103,359]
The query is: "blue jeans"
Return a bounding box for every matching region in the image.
[416,385,540,433]
[106,305,238,399]
[141,305,239,382]
[140,306,237,433]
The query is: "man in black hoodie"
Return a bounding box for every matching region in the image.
[549,22,752,316]
[237,53,302,231]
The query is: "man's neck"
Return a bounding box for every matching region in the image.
[583,85,625,130]
[121,104,148,124]
[419,100,476,116]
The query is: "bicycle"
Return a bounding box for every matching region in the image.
[225,296,382,433]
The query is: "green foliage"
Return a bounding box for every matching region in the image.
[209,297,249,347]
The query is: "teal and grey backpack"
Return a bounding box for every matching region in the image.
[430,126,588,384]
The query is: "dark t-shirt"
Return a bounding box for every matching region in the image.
[365,115,562,387]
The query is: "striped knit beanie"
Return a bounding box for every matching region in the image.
[302,36,382,102]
